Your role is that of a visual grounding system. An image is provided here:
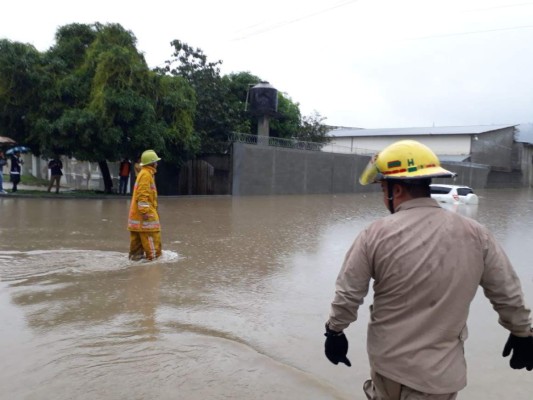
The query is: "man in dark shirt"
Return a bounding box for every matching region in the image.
[47,157,63,194]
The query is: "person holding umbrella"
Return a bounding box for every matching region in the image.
[9,150,24,192]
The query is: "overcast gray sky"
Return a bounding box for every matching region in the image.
[2,0,533,128]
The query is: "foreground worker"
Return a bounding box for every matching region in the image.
[325,140,533,399]
[128,149,162,261]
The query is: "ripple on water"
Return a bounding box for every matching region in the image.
[0,249,180,281]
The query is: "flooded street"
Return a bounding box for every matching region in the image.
[1,190,532,400]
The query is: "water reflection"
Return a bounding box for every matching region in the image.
[439,202,478,219]
[0,191,532,399]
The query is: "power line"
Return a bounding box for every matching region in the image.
[408,24,533,41]
[464,1,533,13]
[231,0,360,41]
[231,0,533,43]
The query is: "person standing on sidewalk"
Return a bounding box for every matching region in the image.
[127,150,162,261]
[118,158,132,195]
[0,150,7,194]
[47,156,63,193]
[9,151,23,192]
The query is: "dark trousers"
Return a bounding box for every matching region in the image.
[119,176,129,194]
[48,175,61,193]
[10,173,20,192]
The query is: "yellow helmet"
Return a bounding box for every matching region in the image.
[140,149,161,166]
[359,140,456,185]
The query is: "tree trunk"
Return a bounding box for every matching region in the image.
[98,160,114,193]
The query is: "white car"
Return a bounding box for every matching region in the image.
[430,184,479,205]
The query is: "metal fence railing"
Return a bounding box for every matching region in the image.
[227,132,374,155]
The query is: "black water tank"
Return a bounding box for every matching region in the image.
[249,82,278,116]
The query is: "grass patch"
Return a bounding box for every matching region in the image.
[21,174,49,186]
[2,173,49,186]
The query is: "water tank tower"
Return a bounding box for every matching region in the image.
[249,82,278,139]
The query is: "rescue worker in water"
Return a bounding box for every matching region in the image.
[128,149,162,261]
[324,140,533,399]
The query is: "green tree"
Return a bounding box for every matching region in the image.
[225,72,303,140]
[269,93,301,139]
[4,23,198,193]
[225,71,260,135]
[294,110,330,144]
[158,40,231,154]
[0,39,43,147]
[160,42,304,154]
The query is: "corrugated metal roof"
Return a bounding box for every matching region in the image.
[328,124,516,138]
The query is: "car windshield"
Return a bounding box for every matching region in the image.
[430,186,452,194]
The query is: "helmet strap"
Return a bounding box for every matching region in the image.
[387,180,395,214]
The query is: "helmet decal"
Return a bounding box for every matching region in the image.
[388,160,401,168]
[359,140,456,185]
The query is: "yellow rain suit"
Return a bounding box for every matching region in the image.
[127,165,162,260]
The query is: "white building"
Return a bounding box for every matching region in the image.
[325,124,514,157]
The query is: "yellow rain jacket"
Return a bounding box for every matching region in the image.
[127,165,160,232]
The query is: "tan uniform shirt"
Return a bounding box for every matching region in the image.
[328,198,531,394]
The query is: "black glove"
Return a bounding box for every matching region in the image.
[324,323,351,367]
[502,333,533,371]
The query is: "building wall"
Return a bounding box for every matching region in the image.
[231,142,372,196]
[514,142,533,187]
[231,143,492,195]
[23,155,119,192]
[470,127,515,171]
[440,162,491,189]
[323,135,472,155]
[177,155,231,195]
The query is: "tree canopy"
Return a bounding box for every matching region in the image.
[0,23,330,192]
[158,41,309,154]
[0,23,198,192]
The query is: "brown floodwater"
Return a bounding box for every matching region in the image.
[0,189,532,399]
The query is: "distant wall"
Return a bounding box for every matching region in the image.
[231,143,493,195]
[439,161,490,189]
[513,142,533,187]
[177,155,231,195]
[232,142,373,196]
[21,155,105,191]
[471,127,515,171]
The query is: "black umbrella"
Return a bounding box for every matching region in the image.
[6,146,30,155]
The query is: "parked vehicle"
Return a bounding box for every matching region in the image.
[430,184,479,205]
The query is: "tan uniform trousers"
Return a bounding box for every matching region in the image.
[129,231,162,261]
[364,371,458,400]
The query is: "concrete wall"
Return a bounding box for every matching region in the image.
[512,142,533,187]
[19,155,105,190]
[471,127,515,171]
[440,162,491,189]
[231,142,372,196]
[231,143,492,195]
